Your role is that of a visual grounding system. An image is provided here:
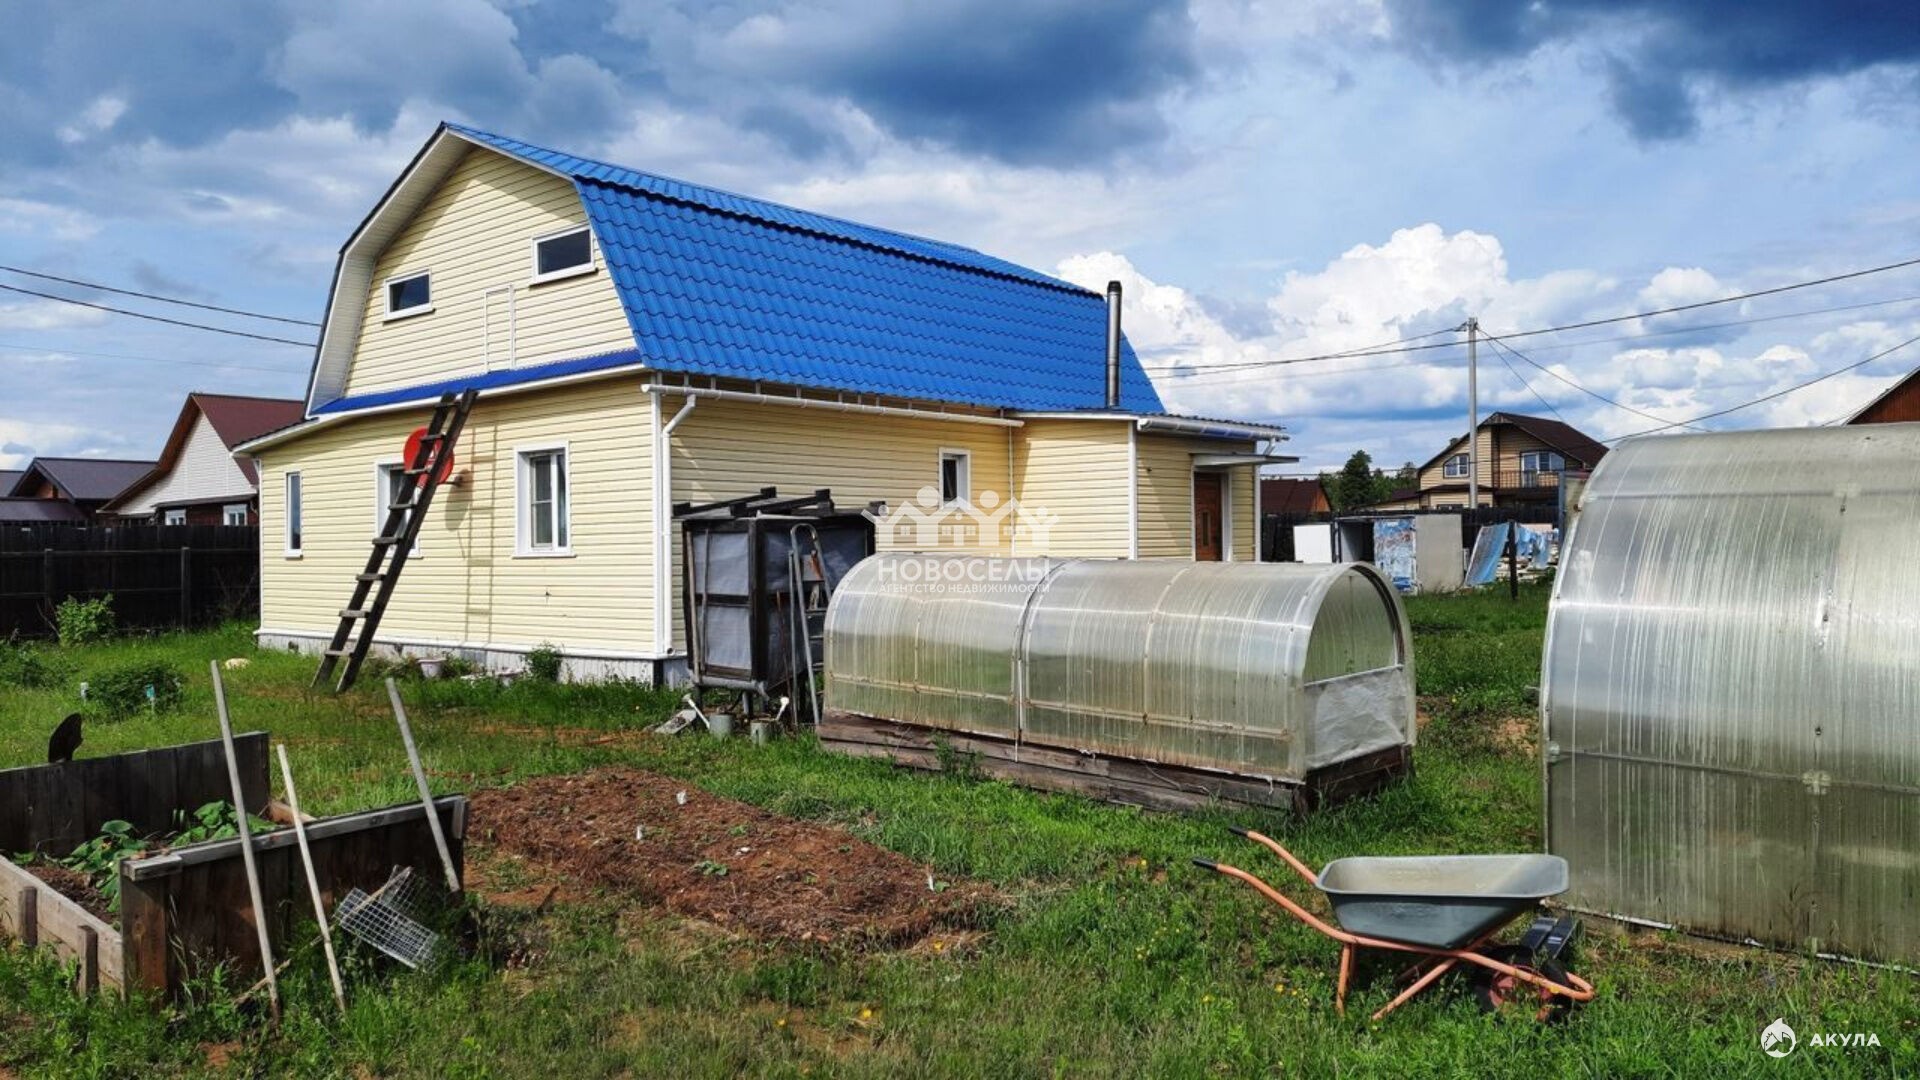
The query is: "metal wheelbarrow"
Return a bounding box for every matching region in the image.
[1193,827,1596,1022]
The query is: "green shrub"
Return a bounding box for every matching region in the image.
[55,594,116,646]
[526,643,563,683]
[0,637,58,688]
[89,659,185,720]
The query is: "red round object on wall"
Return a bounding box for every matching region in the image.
[402,427,456,487]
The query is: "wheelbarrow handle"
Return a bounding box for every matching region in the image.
[1231,827,1322,887]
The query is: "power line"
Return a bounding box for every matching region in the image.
[1143,253,1920,378]
[0,283,317,348]
[1156,291,1920,385]
[1486,335,1700,431]
[0,340,310,375]
[1603,331,1920,442]
[1484,338,1568,423]
[0,264,322,327]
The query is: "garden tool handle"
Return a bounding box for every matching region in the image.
[1229,826,1322,887]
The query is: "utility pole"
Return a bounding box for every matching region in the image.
[1462,317,1480,511]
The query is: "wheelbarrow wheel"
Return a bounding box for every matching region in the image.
[1471,945,1576,1022]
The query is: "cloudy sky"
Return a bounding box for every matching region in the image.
[3,0,1918,472]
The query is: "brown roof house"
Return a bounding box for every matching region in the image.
[1258,476,1331,517]
[1846,365,1920,425]
[100,394,306,525]
[4,457,154,522]
[1369,412,1607,511]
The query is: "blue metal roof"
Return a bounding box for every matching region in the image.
[313,348,645,415]
[442,124,1165,414]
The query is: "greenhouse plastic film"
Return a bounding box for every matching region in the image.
[826,556,1415,783]
[1542,425,1920,964]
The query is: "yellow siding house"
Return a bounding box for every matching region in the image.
[240,124,1291,682]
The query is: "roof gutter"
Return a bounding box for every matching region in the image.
[1135,416,1290,441]
[638,383,1024,427]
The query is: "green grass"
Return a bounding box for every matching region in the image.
[1,597,1914,1078]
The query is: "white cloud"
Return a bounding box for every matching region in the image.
[56,95,127,144]
[0,418,93,468]
[0,299,109,332]
[0,197,101,241]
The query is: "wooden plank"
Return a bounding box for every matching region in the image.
[118,876,171,998]
[123,797,468,880]
[819,713,1304,812]
[0,855,123,991]
[0,734,270,854]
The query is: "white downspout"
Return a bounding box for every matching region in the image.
[1126,424,1139,559]
[650,392,698,656]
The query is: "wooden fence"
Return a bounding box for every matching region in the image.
[0,734,467,997]
[0,523,258,638]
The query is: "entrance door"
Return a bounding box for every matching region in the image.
[1193,471,1224,561]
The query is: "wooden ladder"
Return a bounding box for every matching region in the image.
[313,389,478,693]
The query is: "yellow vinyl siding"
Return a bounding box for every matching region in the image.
[256,378,653,653]
[1010,419,1133,558]
[344,148,632,398]
[661,395,1014,650]
[1135,433,1258,559]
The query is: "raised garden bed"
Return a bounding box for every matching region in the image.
[0,734,466,997]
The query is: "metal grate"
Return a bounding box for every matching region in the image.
[336,867,444,970]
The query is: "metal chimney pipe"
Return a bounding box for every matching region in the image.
[1105,280,1123,409]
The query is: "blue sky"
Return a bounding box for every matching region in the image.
[2,0,1918,473]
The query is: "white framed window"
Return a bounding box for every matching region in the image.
[1520,450,1565,474]
[517,445,571,555]
[222,503,248,526]
[374,461,421,555]
[1442,453,1470,479]
[384,271,432,320]
[284,473,303,557]
[939,449,970,506]
[529,225,596,284]
[161,507,186,526]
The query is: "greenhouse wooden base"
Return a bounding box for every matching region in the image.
[818,711,1411,814]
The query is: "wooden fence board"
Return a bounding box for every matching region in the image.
[0,855,121,992]
[0,523,258,637]
[0,733,270,856]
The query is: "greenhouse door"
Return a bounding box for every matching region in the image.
[1193,471,1224,561]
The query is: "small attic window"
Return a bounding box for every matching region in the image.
[531,225,595,283]
[385,271,432,319]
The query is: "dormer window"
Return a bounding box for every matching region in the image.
[385,271,432,319]
[1442,453,1470,479]
[531,225,595,284]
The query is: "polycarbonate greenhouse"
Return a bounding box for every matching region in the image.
[821,556,1417,809]
[1543,425,1920,964]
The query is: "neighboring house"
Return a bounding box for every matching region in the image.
[1258,477,1330,517]
[1368,412,1607,511]
[4,457,155,521]
[99,393,306,525]
[1845,366,1920,424]
[238,123,1291,682]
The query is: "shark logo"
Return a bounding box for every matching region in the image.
[1761,1017,1797,1058]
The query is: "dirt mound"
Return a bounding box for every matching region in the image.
[26,863,112,922]
[470,768,988,947]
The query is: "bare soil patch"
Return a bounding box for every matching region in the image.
[469,767,991,947]
[24,863,112,923]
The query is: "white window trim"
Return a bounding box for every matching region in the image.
[222,502,249,527]
[284,472,303,558]
[515,441,574,558]
[1520,450,1563,472]
[382,269,434,321]
[1443,453,1470,479]
[528,224,598,286]
[373,458,422,556]
[938,447,971,508]
[161,507,187,526]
